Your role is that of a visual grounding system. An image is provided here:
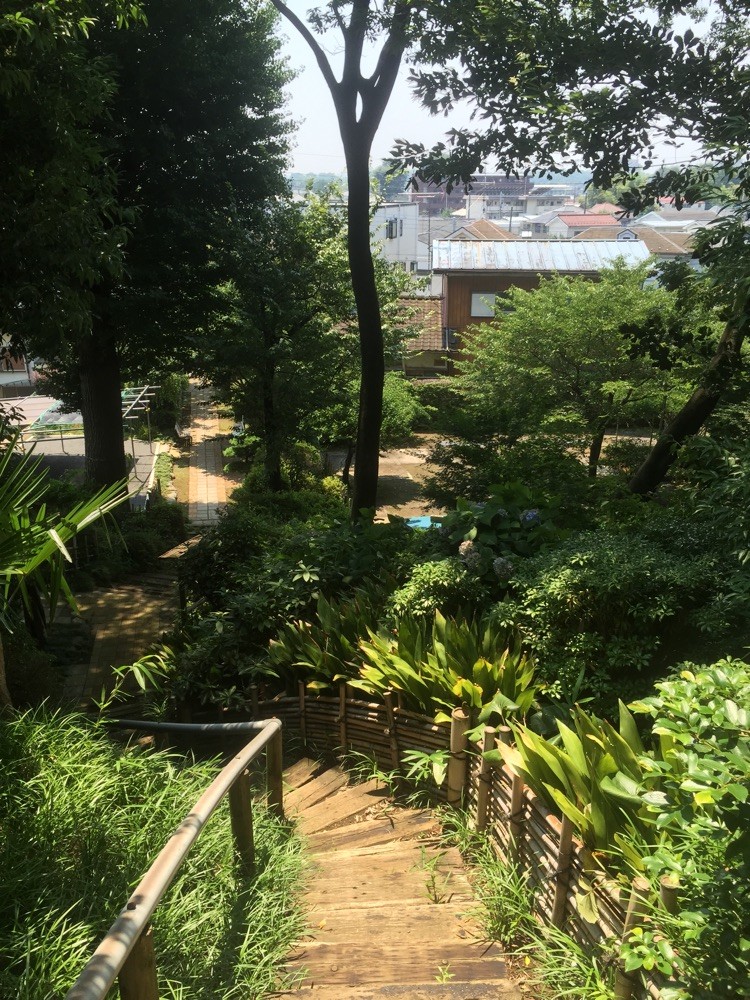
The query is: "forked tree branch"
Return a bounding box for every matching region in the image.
[269,0,340,96]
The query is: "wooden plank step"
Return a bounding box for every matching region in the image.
[298,779,389,834]
[296,902,479,944]
[273,980,519,998]
[284,757,326,792]
[282,940,506,986]
[286,768,349,813]
[307,810,437,854]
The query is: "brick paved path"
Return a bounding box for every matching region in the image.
[187,383,231,525]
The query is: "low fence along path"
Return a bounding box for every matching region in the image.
[279,759,520,999]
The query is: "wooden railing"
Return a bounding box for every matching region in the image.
[250,686,662,1000]
[66,718,284,1000]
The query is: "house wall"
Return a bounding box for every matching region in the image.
[444,272,541,333]
[371,203,421,272]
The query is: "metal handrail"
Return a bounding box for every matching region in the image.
[66,717,284,1000]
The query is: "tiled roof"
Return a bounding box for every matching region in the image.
[432,239,651,272]
[556,213,620,227]
[400,297,444,352]
[590,202,621,214]
[448,219,515,240]
[573,226,693,255]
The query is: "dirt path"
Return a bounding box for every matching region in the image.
[375,435,444,522]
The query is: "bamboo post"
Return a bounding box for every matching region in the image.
[338,682,348,752]
[298,680,307,748]
[614,876,652,1000]
[118,924,158,1000]
[498,725,512,746]
[228,769,255,875]
[266,726,284,819]
[446,706,470,807]
[508,773,526,865]
[383,691,401,773]
[475,726,496,832]
[660,874,679,915]
[550,815,575,928]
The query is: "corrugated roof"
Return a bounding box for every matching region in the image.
[432,240,651,272]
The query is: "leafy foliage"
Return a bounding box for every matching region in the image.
[0,710,304,998]
[353,611,537,723]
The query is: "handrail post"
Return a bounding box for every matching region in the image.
[228,769,255,875]
[267,725,284,819]
[446,706,470,808]
[118,924,159,1000]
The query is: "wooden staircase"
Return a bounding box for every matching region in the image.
[278,761,520,999]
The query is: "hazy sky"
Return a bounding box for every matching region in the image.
[276,12,472,175]
[275,6,702,178]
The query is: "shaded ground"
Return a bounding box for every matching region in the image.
[375,434,443,522]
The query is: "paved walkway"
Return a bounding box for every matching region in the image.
[186,383,231,525]
[62,543,189,709]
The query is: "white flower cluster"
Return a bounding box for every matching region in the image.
[458,539,482,570]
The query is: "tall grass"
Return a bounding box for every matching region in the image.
[0,710,305,999]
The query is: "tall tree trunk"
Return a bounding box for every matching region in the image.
[268,1,409,519]
[261,350,284,491]
[630,316,746,495]
[345,140,384,516]
[79,327,128,489]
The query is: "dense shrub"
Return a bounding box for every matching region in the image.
[380,372,431,445]
[423,435,597,528]
[496,528,719,707]
[385,557,489,622]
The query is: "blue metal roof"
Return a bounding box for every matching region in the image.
[432,239,651,272]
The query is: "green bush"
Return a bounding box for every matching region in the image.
[4,625,60,706]
[424,435,596,528]
[380,372,431,446]
[496,528,719,706]
[385,557,489,622]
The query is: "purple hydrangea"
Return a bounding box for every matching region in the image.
[520,508,541,526]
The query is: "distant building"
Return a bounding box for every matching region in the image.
[432,239,651,341]
[400,297,449,376]
[573,226,694,263]
[370,202,420,273]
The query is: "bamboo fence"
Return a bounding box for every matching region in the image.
[253,686,666,1000]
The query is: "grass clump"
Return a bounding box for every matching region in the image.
[0,710,305,999]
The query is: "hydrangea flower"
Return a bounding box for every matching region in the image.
[520,508,541,525]
[492,556,514,580]
[458,539,482,569]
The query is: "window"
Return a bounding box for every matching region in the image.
[470,293,497,317]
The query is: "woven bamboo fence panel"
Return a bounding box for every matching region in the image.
[256,690,657,997]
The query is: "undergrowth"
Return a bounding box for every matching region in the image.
[0,710,305,999]
[439,810,616,1000]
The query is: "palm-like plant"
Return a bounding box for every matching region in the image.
[0,422,127,707]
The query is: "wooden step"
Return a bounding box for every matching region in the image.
[286,768,349,814]
[307,809,437,854]
[298,779,389,835]
[283,939,506,986]
[284,757,327,793]
[274,981,517,998]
